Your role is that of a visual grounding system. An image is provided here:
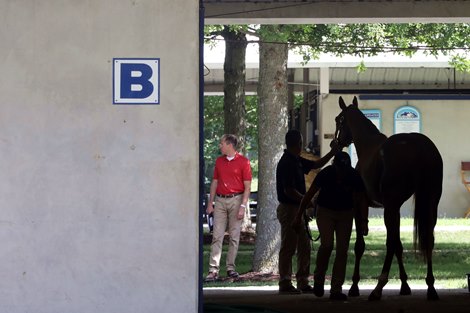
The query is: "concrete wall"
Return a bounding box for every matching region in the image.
[0,1,199,312]
[319,94,470,218]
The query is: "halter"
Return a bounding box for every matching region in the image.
[334,114,353,147]
[334,115,343,142]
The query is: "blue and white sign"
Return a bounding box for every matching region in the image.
[394,106,420,134]
[113,58,160,104]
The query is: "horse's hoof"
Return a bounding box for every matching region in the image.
[427,287,439,301]
[348,284,360,297]
[368,290,382,301]
[399,283,411,296]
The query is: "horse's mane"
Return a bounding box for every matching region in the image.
[347,106,385,138]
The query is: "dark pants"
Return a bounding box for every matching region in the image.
[314,205,353,294]
[277,202,311,289]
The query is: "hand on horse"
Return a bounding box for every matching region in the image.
[330,139,342,152]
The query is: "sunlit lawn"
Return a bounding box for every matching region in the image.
[202,218,470,289]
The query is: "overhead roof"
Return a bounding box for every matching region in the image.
[202,1,470,93]
[203,0,470,24]
[204,40,470,94]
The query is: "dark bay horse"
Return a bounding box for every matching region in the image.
[335,96,443,301]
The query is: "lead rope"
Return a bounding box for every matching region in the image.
[304,209,320,243]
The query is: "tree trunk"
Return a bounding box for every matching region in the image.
[221,27,253,231]
[252,30,289,273]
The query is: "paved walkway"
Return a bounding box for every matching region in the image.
[204,286,470,313]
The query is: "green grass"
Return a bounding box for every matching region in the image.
[202,218,470,289]
[365,217,470,227]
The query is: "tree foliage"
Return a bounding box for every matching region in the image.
[206,23,470,71]
[299,24,470,71]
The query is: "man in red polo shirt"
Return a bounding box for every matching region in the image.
[204,134,252,282]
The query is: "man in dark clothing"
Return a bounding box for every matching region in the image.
[298,151,367,301]
[276,129,339,294]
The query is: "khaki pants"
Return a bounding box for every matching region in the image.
[277,202,311,289]
[314,205,353,294]
[208,194,243,273]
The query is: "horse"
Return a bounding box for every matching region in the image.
[334,96,443,301]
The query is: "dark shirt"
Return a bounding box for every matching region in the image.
[276,150,318,205]
[314,165,365,211]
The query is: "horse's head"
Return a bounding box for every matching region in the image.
[334,96,358,147]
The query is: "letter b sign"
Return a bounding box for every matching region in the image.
[113,58,160,104]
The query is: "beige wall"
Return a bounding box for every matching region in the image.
[319,94,470,218]
[0,1,199,312]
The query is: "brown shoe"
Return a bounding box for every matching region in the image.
[204,272,218,283]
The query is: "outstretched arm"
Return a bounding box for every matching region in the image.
[313,139,341,169]
[300,140,341,172]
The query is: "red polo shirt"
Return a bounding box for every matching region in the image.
[213,153,252,195]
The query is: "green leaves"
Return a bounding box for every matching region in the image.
[206,23,470,71]
[449,55,470,72]
[356,61,367,73]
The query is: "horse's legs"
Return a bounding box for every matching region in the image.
[426,253,438,300]
[424,191,440,300]
[369,210,400,301]
[349,192,369,297]
[395,239,411,295]
[425,219,439,300]
[348,227,364,297]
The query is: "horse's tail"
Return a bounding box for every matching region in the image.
[413,151,443,262]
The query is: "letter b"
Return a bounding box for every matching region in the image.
[120,63,154,99]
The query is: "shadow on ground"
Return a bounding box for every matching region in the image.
[204,287,470,313]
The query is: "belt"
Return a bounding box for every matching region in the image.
[217,192,243,198]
